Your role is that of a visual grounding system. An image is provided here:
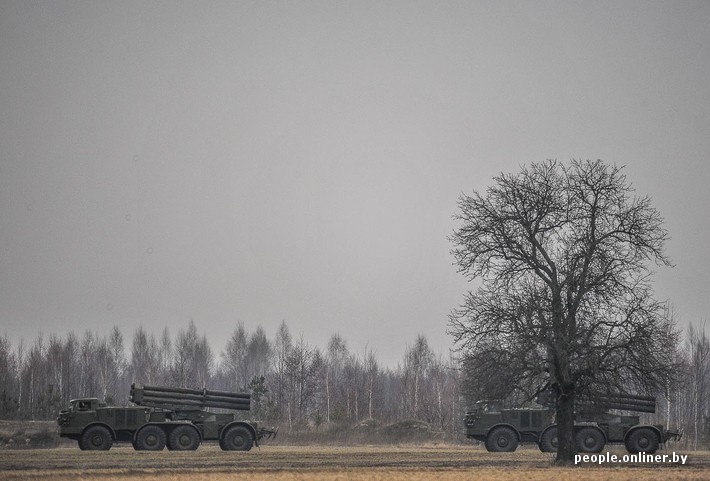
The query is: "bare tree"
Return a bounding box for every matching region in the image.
[61,333,80,407]
[193,333,214,387]
[131,326,158,385]
[109,326,127,401]
[223,322,248,390]
[95,338,112,401]
[247,326,273,381]
[273,321,292,422]
[46,335,65,408]
[449,159,679,462]
[364,347,378,420]
[0,334,19,418]
[343,354,362,422]
[171,321,213,388]
[21,335,53,419]
[79,331,98,398]
[15,338,25,417]
[284,336,323,428]
[158,327,172,385]
[403,335,433,419]
[686,323,710,449]
[325,333,348,424]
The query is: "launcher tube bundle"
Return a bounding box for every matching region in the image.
[578,392,656,413]
[130,384,251,411]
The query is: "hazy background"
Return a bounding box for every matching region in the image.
[1,1,709,367]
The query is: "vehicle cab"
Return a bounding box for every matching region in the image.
[70,398,105,412]
[57,398,105,435]
[464,400,503,439]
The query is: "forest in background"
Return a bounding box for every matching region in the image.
[0,319,709,448]
[0,320,460,443]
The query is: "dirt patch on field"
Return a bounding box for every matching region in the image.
[3,468,710,481]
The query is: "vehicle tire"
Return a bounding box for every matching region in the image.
[81,425,112,451]
[167,425,200,451]
[135,425,166,451]
[575,426,605,453]
[220,425,254,451]
[625,427,659,454]
[485,426,518,452]
[539,426,558,453]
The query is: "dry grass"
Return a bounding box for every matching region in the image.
[3,468,710,481]
[0,445,706,480]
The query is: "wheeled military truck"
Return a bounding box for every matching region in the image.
[464,392,680,453]
[57,384,276,451]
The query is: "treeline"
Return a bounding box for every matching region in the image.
[560,320,710,450]
[0,321,461,437]
[2,320,710,447]
[666,323,710,449]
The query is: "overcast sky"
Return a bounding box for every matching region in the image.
[1,1,709,367]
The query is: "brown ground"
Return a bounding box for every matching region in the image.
[0,445,706,480]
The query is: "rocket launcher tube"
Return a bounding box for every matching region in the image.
[595,393,656,403]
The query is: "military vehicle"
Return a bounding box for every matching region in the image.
[464,392,680,453]
[57,384,276,451]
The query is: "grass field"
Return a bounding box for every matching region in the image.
[0,445,706,480]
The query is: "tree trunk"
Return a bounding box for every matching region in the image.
[556,382,576,464]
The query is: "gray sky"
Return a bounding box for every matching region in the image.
[1,1,709,367]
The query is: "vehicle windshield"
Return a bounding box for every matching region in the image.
[485,401,502,412]
[68,400,92,411]
[472,400,501,413]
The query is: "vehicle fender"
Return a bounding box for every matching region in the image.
[220,421,257,442]
[167,422,202,440]
[538,424,557,443]
[486,423,521,441]
[82,422,116,440]
[624,424,662,444]
[574,424,607,442]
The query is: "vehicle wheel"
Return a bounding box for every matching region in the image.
[575,426,605,453]
[220,425,254,451]
[539,426,558,453]
[625,427,659,454]
[81,426,112,451]
[78,438,87,450]
[485,426,518,452]
[168,425,200,451]
[135,425,166,451]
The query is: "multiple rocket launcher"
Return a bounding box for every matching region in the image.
[58,384,269,451]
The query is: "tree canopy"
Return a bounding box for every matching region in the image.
[449,159,680,462]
